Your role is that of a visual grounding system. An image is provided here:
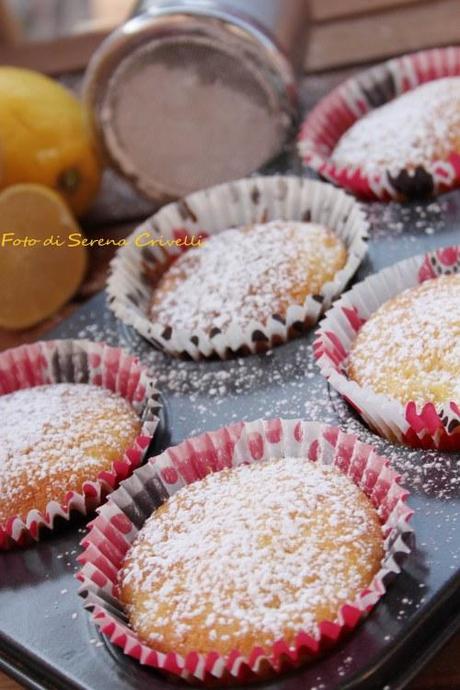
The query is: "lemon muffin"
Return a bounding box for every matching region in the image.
[0,383,141,523]
[331,77,460,179]
[348,275,460,406]
[119,456,383,657]
[149,221,347,336]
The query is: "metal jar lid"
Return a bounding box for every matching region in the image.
[83,1,308,203]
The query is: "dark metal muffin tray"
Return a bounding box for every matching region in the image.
[1,187,460,690]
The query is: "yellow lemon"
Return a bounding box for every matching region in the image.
[0,184,87,330]
[0,67,101,217]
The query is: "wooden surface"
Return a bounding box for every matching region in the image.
[306,0,460,71]
[2,0,460,74]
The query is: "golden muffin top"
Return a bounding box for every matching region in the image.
[331,77,460,175]
[149,221,347,334]
[120,456,383,656]
[0,383,140,520]
[348,274,460,405]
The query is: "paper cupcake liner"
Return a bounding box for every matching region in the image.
[314,245,460,450]
[298,46,460,200]
[77,418,413,685]
[0,339,161,550]
[107,175,368,359]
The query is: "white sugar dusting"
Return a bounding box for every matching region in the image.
[77,272,460,504]
[121,457,383,652]
[73,191,460,645]
[149,221,346,333]
[366,200,443,241]
[0,383,139,514]
[331,77,460,174]
[349,275,460,405]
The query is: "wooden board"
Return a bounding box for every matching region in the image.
[306,0,460,71]
[1,0,460,74]
[310,0,423,21]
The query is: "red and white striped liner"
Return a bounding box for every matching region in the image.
[107,175,368,359]
[298,46,460,200]
[77,418,413,685]
[314,245,460,450]
[0,339,160,550]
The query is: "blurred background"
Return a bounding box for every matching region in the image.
[1,0,460,73]
[0,0,133,48]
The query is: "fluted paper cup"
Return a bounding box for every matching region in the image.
[0,339,160,549]
[299,46,460,200]
[107,175,368,359]
[77,418,413,685]
[314,245,460,450]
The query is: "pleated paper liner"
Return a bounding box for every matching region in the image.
[0,339,161,550]
[298,46,460,201]
[77,418,413,685]
[107,175,368,359]
[314,245,460,450]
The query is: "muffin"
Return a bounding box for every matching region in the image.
[331,77,460,183]
[119,455,384,657]
[0,383,141,523]
[149,221,347,337]
[348,275,460,406]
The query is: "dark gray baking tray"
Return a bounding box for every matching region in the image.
[1,185,460,690]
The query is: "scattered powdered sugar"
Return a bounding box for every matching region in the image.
[330,387,460,500]
[76,288,460,501]
[71,192,460,656]
[69,198,460,675]
[0,383,140,517]
[348,275,460,405]
[53,110,460,684]
[149,221,346,333]
[366,199,443,241]
[121,457,383,654]
[331,77,460,175]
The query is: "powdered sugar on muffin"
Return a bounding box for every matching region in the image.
[331,77,460,175]
[348,275,460,405]
[120,456,383,656]
[0,383,141,522]
[149,221,347,335]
